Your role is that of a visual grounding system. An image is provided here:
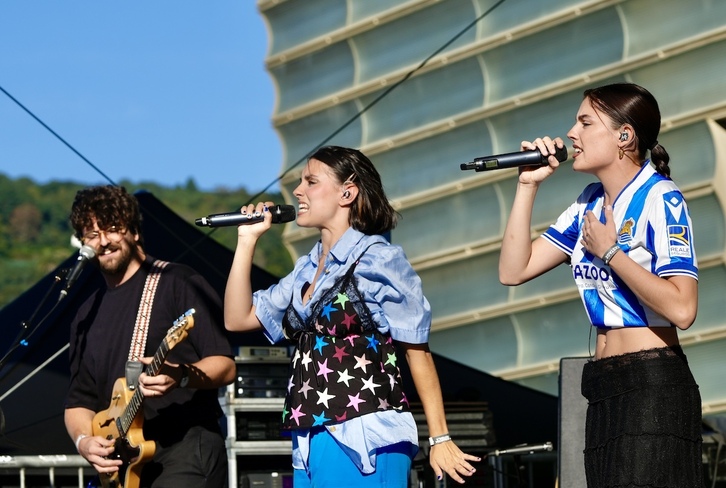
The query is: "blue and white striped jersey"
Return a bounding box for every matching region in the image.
[542,163,698,328]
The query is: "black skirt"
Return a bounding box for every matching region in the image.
[581,346,703,488]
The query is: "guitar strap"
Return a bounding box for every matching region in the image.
[126,259,169,389]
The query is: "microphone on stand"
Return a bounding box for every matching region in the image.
[460,146,568,172]
[195,204,296,228]
[58,244,96,301]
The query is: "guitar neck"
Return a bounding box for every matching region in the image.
[146,340,171,377]
[113,309,195,438]
[118,339,172,436]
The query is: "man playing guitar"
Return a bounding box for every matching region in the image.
[64,185,235,487]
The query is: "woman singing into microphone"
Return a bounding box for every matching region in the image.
[224,146,479,487]
[498,83,702,487]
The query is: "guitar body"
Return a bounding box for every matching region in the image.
[87,309,195,488]
[92,378,156,488]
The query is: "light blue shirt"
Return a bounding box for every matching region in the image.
[253,228,430,473]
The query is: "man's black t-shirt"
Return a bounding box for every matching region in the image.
[66,256,233,446]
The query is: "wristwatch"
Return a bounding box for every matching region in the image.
[179,364,190,388]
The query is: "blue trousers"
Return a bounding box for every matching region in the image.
[293,429,412,488]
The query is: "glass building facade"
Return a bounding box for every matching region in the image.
[258,0,726,417]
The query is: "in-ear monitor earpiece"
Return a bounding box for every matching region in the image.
[619,132,629,142]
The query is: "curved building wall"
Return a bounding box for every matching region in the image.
[258,0,726,415]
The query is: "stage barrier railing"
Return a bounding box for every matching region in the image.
[0,454,91,488]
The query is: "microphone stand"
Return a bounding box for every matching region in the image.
[0,269,71,440]
[0,269,67,375]
[487,442,554,488]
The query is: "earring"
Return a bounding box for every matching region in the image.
[618,148,624,160]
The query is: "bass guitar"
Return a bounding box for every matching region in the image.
[91,308,195,488]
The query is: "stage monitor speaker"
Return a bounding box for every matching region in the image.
[558,357,589,488]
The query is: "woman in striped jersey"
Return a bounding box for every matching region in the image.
[499,83,701,488]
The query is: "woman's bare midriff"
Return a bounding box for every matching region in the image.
[595,327,680,360]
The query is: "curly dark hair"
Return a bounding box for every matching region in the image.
[70,185,143,244]
[309,146,398,235]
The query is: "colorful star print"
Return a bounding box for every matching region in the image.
[342,313,358,330]
[298,379,314,399]
[361,375,381,394]
[301,351,313,371]
[321,302,337,321]
[347,393,365,412]
[365,335,380,352]
[332,345,350,363]
[290,405,306,427]
[312,411,331,427]
[337,369,354,387]
[280,256,411,430]
[316,388,335,409]
[316,358,334,381]
[314,335,329,354]
[353,354,372,373]
[334,293,350,308]
[384,352,397,367]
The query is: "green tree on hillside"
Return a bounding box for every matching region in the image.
[0,175,293,309]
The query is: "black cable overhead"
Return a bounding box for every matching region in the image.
[0,0,509,265]
[246,0,508,205]
[0,85,117,187]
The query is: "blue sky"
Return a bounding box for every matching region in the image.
[0,2,282,193]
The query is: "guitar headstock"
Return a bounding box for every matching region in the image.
[165,308,196,349]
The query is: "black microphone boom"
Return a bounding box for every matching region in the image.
[195,204,296,228]
[460,145,568,172]
[58,244,96,301]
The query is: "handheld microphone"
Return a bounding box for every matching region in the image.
[195,204,296,228]
[492,442,553,456]
[460,146,568,172]
[58,244,96,301]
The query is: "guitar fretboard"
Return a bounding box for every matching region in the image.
[117,331,175,435]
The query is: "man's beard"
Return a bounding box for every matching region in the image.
[98,241,134,277]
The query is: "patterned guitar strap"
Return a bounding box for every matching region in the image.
[125,259,169,389]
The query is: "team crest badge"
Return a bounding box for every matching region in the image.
[617,218,635,244]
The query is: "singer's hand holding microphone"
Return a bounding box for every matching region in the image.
[460,138,568,172]
[195,203,296,230]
